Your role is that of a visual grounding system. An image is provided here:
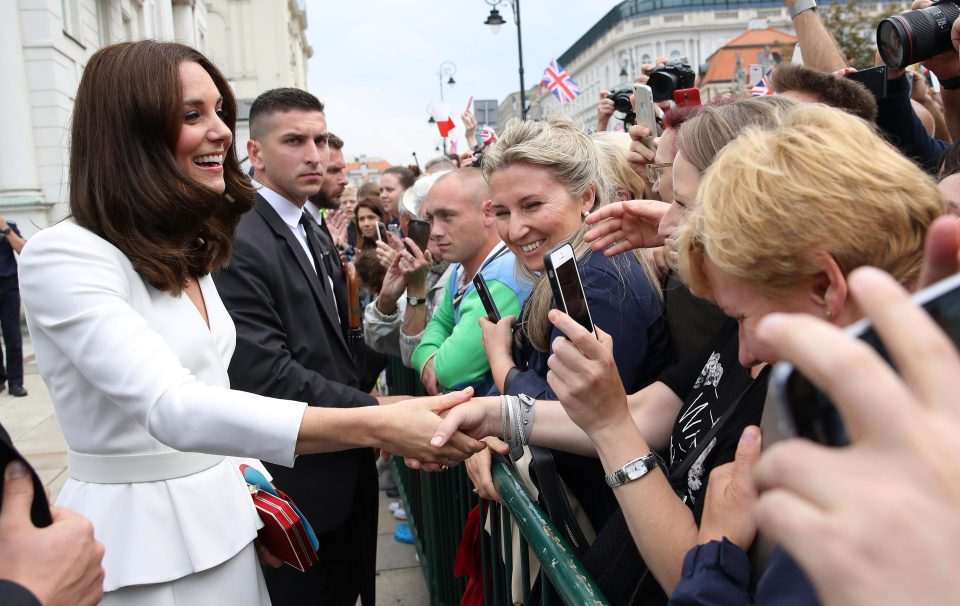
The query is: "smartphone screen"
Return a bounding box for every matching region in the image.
[748,64,764,87]
[773,272,960,446]
[376,222,388,243]
[473,274,501,323]
[846,65,888,99]
[544,243,596,337]
[387,224,403,240]
[407,219,431,253]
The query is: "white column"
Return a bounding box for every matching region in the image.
[0,1,44,205]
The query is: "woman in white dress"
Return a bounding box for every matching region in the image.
[17,40,483,605]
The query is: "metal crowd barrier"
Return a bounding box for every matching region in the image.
[386,357,609,605]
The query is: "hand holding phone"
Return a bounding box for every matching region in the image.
[774,271,960,446]
[406,219,431,254]
[632,84,657,149]
[376,222,388,243]
[544,243,596,338]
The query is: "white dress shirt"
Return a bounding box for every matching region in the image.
[18,221,308,591]
[253,180,316,273]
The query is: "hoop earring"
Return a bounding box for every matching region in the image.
[825,309,833,321]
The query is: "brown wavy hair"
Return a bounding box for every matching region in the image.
[355,198,388,250]
[69,41,254,294]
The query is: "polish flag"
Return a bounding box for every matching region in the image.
[429,102,456,138]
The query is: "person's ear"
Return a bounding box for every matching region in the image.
[482,199,496,226]
[579,185,597,216]
[248,139,265,172]
[810,253,848,323]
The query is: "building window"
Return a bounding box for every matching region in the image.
[714,10,738,18]
[641,54,652,64]
[61,0,82,40]
[670,50,682,59]
[757,8,783,17]
[663,13,685,23]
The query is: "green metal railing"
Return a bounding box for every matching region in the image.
[387,356,608,605]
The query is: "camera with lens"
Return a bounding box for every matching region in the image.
[877,0,960,69]
[605,85,638,127]
[648,59,696,103]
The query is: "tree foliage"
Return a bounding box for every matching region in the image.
[819,0,904,69]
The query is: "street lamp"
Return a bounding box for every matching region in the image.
[484,0,526,120]
[437,61,457,153]
[438,61,457,102]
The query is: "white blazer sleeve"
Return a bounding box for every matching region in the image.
[19,226,306,466]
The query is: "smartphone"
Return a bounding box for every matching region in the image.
[846,65,888,99]
[673,88,702,108]
[376,221,388,243]
[387,224,403,240]
[406,219,431,253]
[748,64,764,87]
[773,271,960,446]
[543,243,596,337]
[632,83,657,149]
[473,274,501,323]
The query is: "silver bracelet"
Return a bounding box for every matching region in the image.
[500,395,510,444]
[518,394,536,445]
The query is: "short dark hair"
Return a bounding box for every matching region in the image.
[328,132,344,150]
[769,63,878,123]
[354,248,386,294]
[382,165,416,189]
[249,88,324,140]
[69,41,254,295]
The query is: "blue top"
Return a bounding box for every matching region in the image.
[0,222,22,280]
[506,250,670,530]
[670,539,819,606]
[876,74,949,175]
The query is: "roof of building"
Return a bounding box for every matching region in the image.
[558,0,858,67]
[345,159,391,174]
[700,28,797,84]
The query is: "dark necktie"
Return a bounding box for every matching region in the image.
[300,212,330,293]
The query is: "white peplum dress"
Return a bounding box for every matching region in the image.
[18,221,308,605]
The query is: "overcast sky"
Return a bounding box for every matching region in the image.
[304,0,619,168]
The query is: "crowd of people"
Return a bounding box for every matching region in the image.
[4,0,960,605]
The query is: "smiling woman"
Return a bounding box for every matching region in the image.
[17,40,484,606]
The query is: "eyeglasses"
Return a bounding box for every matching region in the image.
[645,162,673,186]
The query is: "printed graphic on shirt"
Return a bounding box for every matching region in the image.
[670,351,725,506]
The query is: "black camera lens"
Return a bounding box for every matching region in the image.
[648,71,678,102]
[877,1,960,69]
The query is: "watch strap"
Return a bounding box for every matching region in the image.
[789,0,816,19]
[406,295,425,306]
[605,452,659,488]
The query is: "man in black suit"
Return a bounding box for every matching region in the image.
[0,423,104,606]
[213,89,396,606]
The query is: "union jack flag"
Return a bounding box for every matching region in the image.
[751,68,775,96]
[541,59,581,105]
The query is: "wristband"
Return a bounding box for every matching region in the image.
[788,0,816,19]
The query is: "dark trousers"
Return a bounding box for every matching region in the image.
[262,462,379,606]
[0,277,23,387]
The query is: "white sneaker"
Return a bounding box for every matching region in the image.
[393,507,408,520]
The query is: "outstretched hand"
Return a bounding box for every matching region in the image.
[379,389,485,466]
[583,200,670,256]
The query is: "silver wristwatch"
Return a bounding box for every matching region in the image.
[789,0,816,19]
[406,295,425,307]
[605,453,659,488]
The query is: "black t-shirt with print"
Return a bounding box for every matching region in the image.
[658,319,770,521]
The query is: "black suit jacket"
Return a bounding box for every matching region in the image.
[213,195,377,532]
